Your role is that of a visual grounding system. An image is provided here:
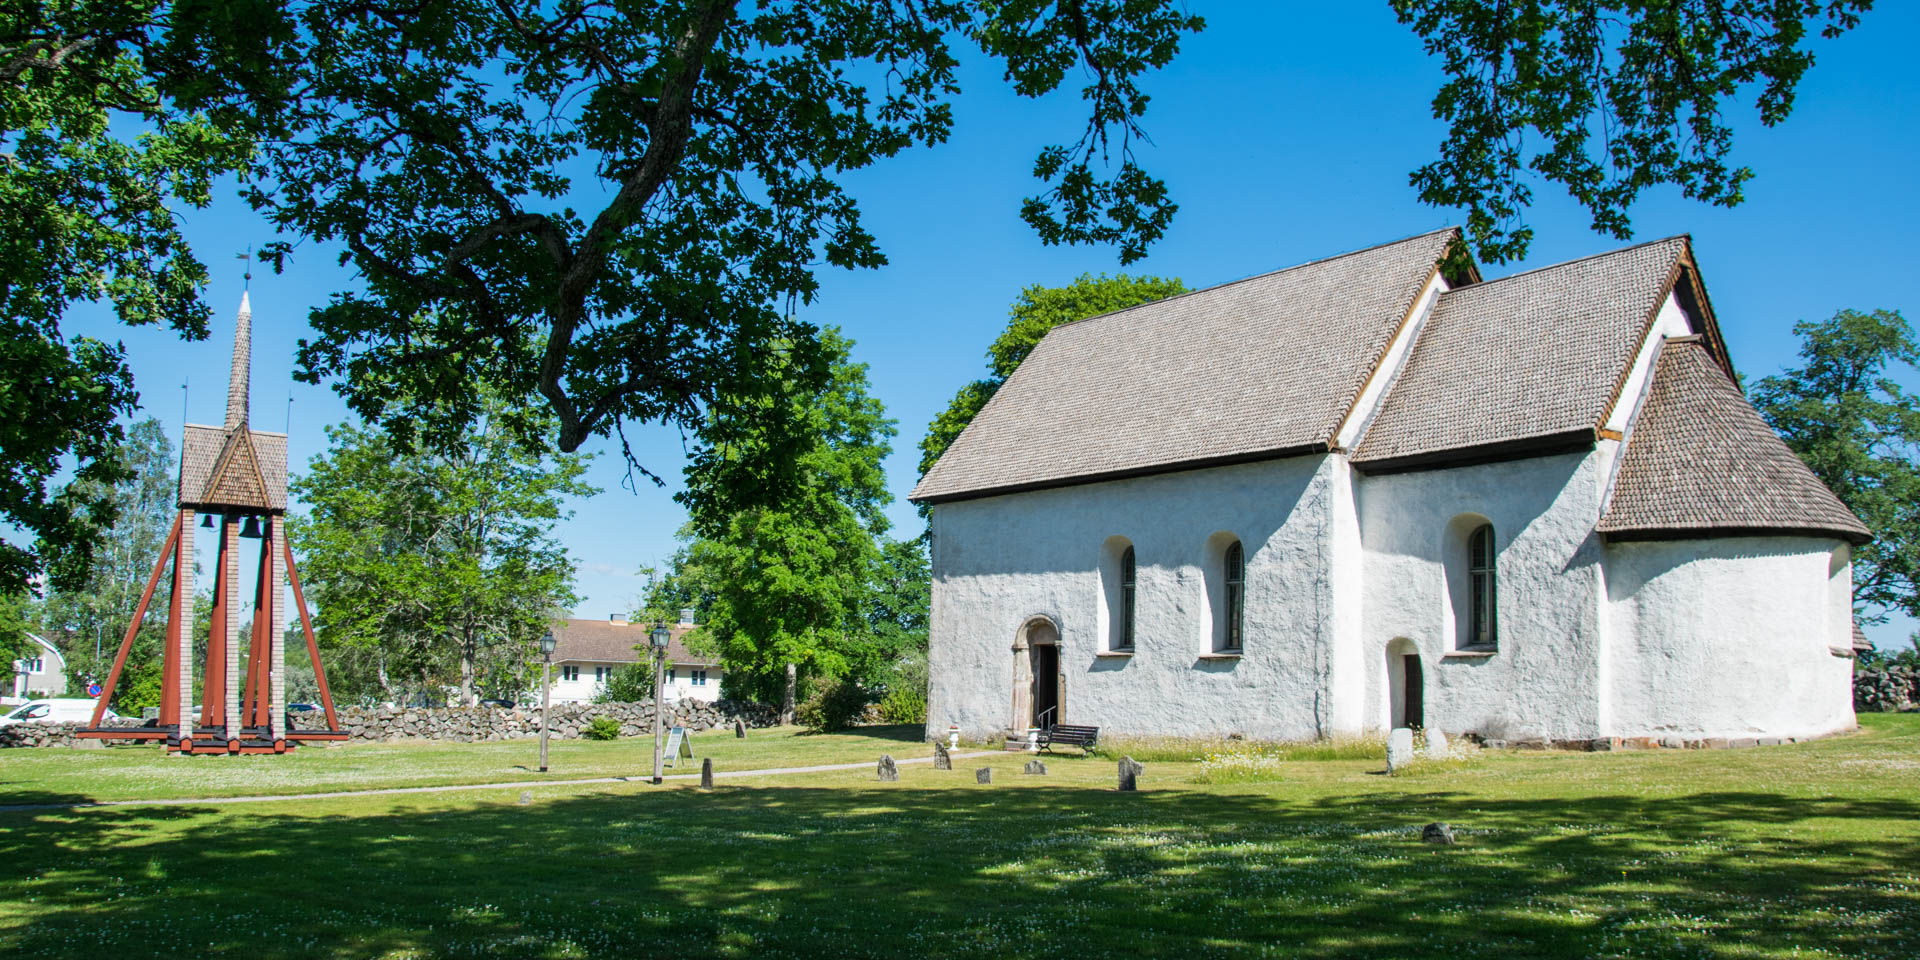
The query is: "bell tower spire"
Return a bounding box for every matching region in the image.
[225,292,251,430]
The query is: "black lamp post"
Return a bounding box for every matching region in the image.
[538,629,557,772]
[650,622,671,784]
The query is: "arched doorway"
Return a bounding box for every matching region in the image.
[1011,617,1062,730]
[1386,638,1424,729]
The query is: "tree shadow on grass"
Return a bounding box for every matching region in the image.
[791,723,925,742]
[1,782,1916,959]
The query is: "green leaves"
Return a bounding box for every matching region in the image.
[1752,308,1920,626]
[1393,1,1872,263]
[236,1,1198,473]
[0,1,295,595]
[289,395,596,704]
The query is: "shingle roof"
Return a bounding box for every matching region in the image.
[550,619,715,667]
[1354,236,1691,467]
[1597,340,1870,543]
[910,229,1460,503]
[178,426,288,511]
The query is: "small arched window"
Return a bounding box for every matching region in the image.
[1221,541,1244,651]
[1119,545,1137,650]
[1466,523,1497,650]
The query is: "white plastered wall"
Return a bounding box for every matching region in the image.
[1356,450,1610,741]
[1603,536,1856,740]
[926,455,1338,741]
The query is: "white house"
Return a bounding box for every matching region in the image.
[911,229,1868,748]
[8,633,68,703]
[545,613,724,704]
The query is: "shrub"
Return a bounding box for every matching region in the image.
[875,685,927,725]
[582,715,621,741]
[795,679,869,731]
[594,662,655,703]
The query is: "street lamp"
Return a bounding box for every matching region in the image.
[650,622,671,784]
[538,629,557,772]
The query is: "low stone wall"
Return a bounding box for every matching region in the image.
[1855,664,1919,713]
[341,699,778,743]
[0,700,778,748]
[0,720,144,749]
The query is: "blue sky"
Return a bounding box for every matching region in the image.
[63,3,1919,646]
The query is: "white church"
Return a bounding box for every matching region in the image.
[911,229,1869,748]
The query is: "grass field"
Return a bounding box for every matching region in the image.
[3,716,1918,959]
[0,725,935,803]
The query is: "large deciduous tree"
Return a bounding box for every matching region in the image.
[1751,308,1920,628]
[249,0,1204,481]
[1394,1,1874,264]
[0,2,292,596]
[33,418,181,682]
[673,328,896,709]
[290,398,594,706]
[919,272,1184,483]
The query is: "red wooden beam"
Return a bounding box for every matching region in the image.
[283,538,340,732]
[202,518,231,729]
[89,514,182,728]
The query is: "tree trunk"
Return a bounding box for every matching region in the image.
[458,627,478,706]
[780,661,796,724]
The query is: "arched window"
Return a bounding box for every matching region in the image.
[1119,545,1137,651]
[1466,523,1497,650]
[1221,541,1244,651]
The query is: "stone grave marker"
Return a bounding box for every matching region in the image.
[933,742,952,770]
[1118,756,1143,791]
[1024,758,1047,775]
[701,757,714,789]
[1422,822,1456,845]
[1387,728,1415,772]
[1425,729,1448,760]
[975,767,993,784]
[877,754,899,782]
[518,791,532,806]
[734,718,747,739]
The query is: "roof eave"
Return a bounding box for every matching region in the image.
[911,442,1334,506]
[1598,523,1872,547]
[1351,429,1597,477]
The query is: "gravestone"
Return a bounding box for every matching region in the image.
[975,767,993,784]
[1387,728,1415,772]
[1118,756,1143,791]
[933,742,952,770]
[1425,729,1448,760]
[1421,822,1456,845]
[877,754,899,782]
[518,791,532,806]
[701,757,714,789]
[734,719,747,739]
[1024,759,1047,775]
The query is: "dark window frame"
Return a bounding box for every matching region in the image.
[1221,540,1245,652]
[1466,523,1498,650]
[1118,545,1137,651]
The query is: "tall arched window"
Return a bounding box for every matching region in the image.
[1466,523,1497,650]
[1221,541,1244,651]
[1119,545,1137,651]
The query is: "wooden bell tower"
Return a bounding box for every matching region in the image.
[80,294,345,753]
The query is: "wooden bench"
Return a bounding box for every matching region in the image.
[1036,723,1100,755]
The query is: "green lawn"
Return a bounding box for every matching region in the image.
[3,716,1918,959]
[0,724,933,803]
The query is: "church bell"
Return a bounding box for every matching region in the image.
[239,515,263,539]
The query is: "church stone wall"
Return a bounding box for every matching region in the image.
[927,455,1335,741]
[1355,449,1609,742]
[1604,536,1855,741]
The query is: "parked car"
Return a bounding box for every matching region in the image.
[0,699,120,726]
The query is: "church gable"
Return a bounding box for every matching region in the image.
[1352,236,1697,470]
